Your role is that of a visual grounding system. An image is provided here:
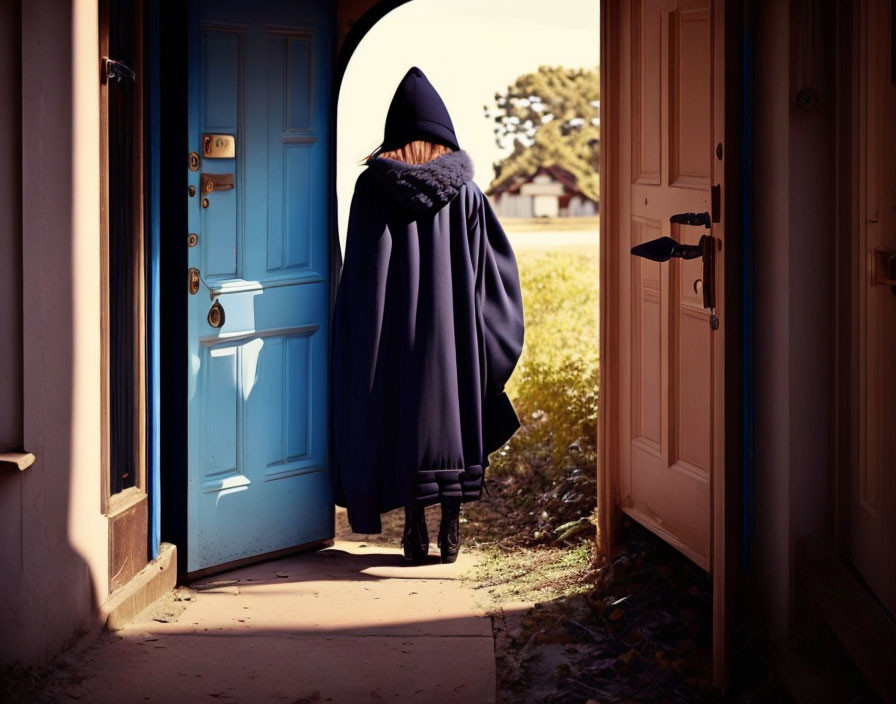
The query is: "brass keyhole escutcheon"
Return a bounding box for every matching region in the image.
[187,233,199,247]
[200,173,234,194]
[207,301,225,328]
[201,197,210,208]
[188,267,200,295]
[188,152,200,171]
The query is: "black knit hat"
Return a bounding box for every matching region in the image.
[380,66,460,152]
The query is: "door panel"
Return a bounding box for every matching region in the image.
[849,0,896,617]
[186,0,332,572]
[615,0,721,570]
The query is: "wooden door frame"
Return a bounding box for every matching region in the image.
[99,0,151,592]
[157,0,190,577]
[800,3,896,696]
[835,0,893,565]
[598,0,744,691]
[832,0,856,581]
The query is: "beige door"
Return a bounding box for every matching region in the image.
[602,0,724,570]
[849,0,896,618]
[600,0,727,682]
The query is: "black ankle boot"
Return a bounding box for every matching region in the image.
[437,499,461,564]
[401,504,429,563]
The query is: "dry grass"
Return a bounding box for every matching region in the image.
[501,216,599,231]
[461,540,596,608]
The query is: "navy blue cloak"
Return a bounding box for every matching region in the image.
[331,149,525,534]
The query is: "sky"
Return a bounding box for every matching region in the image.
[336,0,600,247]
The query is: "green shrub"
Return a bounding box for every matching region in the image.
[464,246,599,546]
[493,247,599,480]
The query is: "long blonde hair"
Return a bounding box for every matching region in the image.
[363,139,453,165]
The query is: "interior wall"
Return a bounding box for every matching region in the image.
[784,0,836,565]
[0,0,109,668]
[752,0,836,640]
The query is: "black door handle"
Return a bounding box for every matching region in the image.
[669,211,711,228]
[629,211,718,330]
[630,211,712,262]
[630,235,706,262]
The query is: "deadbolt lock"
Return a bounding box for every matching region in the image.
[188,267,200,295]
[202,133,235,158]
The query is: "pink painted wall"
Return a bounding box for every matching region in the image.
[0,0,388,670]
[0,0,109,668]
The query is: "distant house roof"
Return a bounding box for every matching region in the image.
[489,164,595,202]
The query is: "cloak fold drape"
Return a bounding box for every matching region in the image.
[331,150,524,534]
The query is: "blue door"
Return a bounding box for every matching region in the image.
[186,0,333,572]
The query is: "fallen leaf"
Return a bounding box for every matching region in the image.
[618,648,636,664]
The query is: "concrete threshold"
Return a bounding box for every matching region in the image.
[100,542,177,631]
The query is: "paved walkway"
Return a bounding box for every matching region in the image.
[37,541,495,704]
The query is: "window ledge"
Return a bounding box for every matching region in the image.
[0,452,36,471]
[107,486,146,517]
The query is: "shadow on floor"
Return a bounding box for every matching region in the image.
[488,518,718,704]
[15,541,496,704]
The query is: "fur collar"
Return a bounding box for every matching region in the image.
[366,149,475,213]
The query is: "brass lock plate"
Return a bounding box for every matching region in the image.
[207,301,225,328]
[188,267,200,295]
[200,173,234,194]
[202,133,235,158]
